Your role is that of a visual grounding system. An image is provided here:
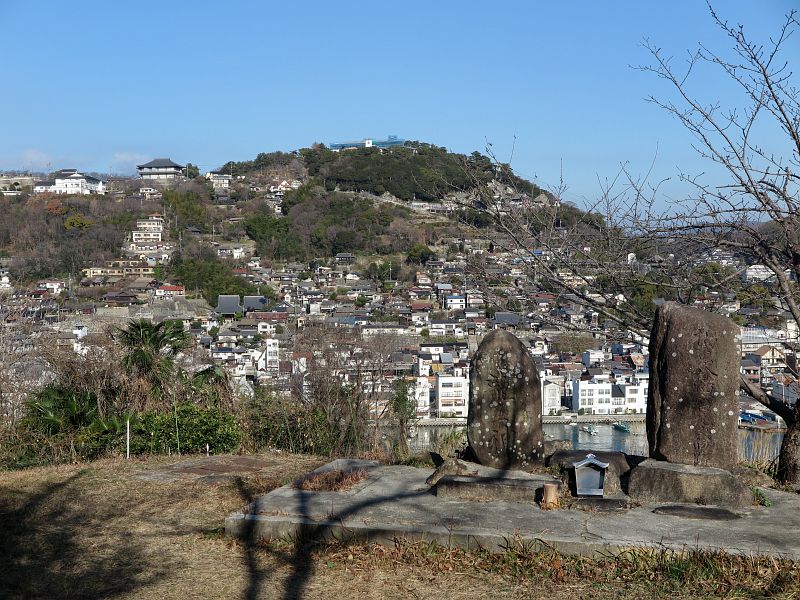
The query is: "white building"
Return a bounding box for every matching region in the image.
[542,376,566,415]
[429,319,465,339]
[154,285,185,299]
[207,171,233,191]
[572,373,647,415]
[581,349,607,367]
[33,169,106,195]
[414,376,432,418]
[444,295,466,311]
[264,338,280,372]
[434,370,469,418]
[744,264,774,283]
[136,215,164,232]
[131,230,163,244]
[137,158,185,181]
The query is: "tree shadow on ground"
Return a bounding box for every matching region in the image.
[234,467,438,600]
[0,471,167,600]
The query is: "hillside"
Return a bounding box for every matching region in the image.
[220,142,544,202]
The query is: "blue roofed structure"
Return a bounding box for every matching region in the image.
[330,135,405,151]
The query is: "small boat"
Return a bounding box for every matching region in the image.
[612,421,631,433]
[580,425,598,436]
[569,421,578,427]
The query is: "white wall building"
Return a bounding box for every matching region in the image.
[265,338,280,372]
[132,230,163,243]
[207,171,233,190]
[414,376,432,418]
[137,158,185,181]
[136,215,164,232]
[434,370,469,418]
[34,170,106,195]
[542,376,566,415]
[572,373,648,415]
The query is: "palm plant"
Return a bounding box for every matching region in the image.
[116,319,190,406]
[25,384,98,435]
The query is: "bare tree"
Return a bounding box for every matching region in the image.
[638,7,800,482]
[291,324,408,454]
[461,7,800,481]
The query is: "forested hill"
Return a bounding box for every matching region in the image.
[221,142,545,202]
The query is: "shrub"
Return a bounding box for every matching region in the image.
[131,404,241,455]
[241,391,339,456]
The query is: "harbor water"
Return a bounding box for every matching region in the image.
[409,420,783,464]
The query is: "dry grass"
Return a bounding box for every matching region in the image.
[292,468,368,492]
[1,454,799,599]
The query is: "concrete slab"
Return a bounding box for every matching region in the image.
[225,460,800,559]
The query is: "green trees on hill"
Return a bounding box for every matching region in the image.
[219,151,299,177]
[169,253,258,305]
[245,191,398,260]
[163,188,211,232]
[300,143,544,202]
[406,243,436,265]
[244,212,306,261]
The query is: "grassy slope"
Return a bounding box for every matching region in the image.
[0,455,797,599]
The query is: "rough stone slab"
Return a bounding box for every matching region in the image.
[468,330,543,468]
[435,474,559,503]
[648,302,740,469]
[225,461,800,559]
[543,439,572,458]
[628,459,752,508]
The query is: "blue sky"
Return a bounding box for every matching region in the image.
[1,1,795,206]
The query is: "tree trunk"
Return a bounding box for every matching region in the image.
[777,412,800,484]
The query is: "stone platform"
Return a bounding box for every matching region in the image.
[225,459,800,559]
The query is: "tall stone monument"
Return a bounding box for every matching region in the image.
[468,330,543,469]
[647,302,740,469]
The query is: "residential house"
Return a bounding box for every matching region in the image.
[434,369,469,418]
[137,158,185,181]
[155,284,185,299]
[207,171,233,191]
[33,169,107,195]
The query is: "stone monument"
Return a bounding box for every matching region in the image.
[647,302,740,469]
[468,329,543,469]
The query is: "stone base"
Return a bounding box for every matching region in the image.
[628,459,752,509]
[543,439,572,459]
[435,474,560,504]
[547,450,635,497]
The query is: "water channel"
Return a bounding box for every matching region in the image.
[409,421,783,464]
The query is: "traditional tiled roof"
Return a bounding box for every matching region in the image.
[137,158,184,169]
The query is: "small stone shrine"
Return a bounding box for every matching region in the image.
[467,329,543,469]
[647,302,740,469]
[573,453,609,496]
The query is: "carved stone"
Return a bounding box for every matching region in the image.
[647,302,740,469]
[468,330,543,468]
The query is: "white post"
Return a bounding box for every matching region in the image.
[206,443,209,456]
[126,418,130,460]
